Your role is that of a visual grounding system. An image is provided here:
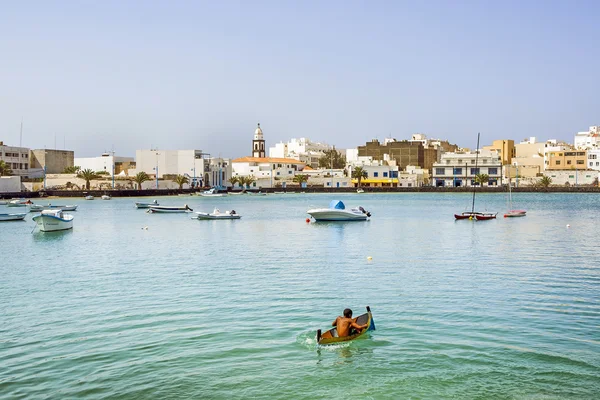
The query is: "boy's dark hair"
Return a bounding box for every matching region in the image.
[343,308,352,318]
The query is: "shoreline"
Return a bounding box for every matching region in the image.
[2,185,600,199]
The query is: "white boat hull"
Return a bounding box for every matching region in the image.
[307,208,369,221]
[29,205,78,212]
[193,212,241,220]
[32,214,74,231]
[0,213,27,221]
[135,202,159,209]
[147,206,192,213]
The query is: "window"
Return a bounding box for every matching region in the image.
[453,167,462,174]
[569,175,574,178]
[276,172,280,176]
[488,168,498,175]
[408,183,412,187]
[373,172,379,177]
[471,168,480,175]
[597,162,599,166]
[383,172,388,177]
[482,159,487,164]
[471,160,475,164]
[577,160,584,165]
[567,160,572,165]
[288,171,292,174]
[436,168,445,175]
[589,154,597,159]
[556,160,561,165]
[590,162,593,167]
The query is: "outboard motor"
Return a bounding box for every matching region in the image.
[359,206,371,217]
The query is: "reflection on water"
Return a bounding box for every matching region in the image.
[31,229,73,242]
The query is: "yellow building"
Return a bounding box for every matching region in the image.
[546,151,587,170]
[483,140,515,165]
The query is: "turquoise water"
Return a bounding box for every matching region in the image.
[1,193,599,399]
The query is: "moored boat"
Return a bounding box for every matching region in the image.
[474,212,497,221]
[147,204,193,213]
[101,194,112,200]
[192,208,241,220]
[504,210,527,218]
[199,188,228,197]
[357,188,365,193]
[307,200,371,221]
[135,200,159,209]
[85,195,94,200]
[32,209,74,232]
[7,199,32,207]
[29,204,78,212]
[0,213,27,221]
[317,306,375,345]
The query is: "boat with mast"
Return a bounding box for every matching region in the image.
[504,167,526,218]
[454,133,497,220]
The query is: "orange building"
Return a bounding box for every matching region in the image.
[546,150,587,170]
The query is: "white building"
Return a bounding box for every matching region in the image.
[545,170,599,186]
[0,141,30,177]
[574,126,600,150]
[269,137,332,169]
[135,149,231,188]
[232,157,305,188]
[432,150,502,187]
[75,153,135,176]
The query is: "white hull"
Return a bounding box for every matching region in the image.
[33,214,74,231]
[29,205,78,212]
[101,195,112,200]
[307,208,368,221]
[193,211,241,220]
[0,213,27,221]
[199,193,228,197]
[85,196,94,200]
[148,206,192,213]
[135,202,159,209]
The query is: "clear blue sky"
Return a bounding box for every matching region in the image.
[1,0,598,157]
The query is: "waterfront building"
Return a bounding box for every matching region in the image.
[75,153,135,177]
[586,149,600,171]
[545,150,586,171]
[269,137,332,169]
[574,126,600,150]
[543,140,573,170]
[0,141,30,177]
[300,167,351,188]
[483,139,515,165]
[231,157,305,189]
[30,148,74,175]
[348,158,400,188]
[544,170,598,186]
[432,150,502,187]
[358,139,423,170]
[135,149,231,187]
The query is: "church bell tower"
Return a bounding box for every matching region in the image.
[252,123,266,158]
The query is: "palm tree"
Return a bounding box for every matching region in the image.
[475,173,489,186]
[133,172,151,190]
[239,175,256,189]
[77,168,101,190]
[539,176,552,188]
[351,166,368,187]
[292,174,309,185]
[174,174,189,190]
[229,176,240,188]
[63,165,81,174]
[0,160,13,176]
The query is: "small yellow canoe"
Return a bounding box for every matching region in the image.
[317,306,375,345]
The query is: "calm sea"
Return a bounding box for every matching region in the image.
[1,193,599,399]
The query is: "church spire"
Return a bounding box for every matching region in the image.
[252,122,266,158]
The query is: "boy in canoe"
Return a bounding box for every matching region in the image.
[332,308,369,337]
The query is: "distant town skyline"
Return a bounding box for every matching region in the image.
[1,1,598,158]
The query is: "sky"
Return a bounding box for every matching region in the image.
[0,0,598,158]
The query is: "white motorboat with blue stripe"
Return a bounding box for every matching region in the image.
[32,209,74,231]
[307,200,371,221]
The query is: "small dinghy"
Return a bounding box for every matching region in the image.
[135,200,159,209]
[0,213,27,221]
[192,208,241,220]
[317,306,375,345]
[32,209,74,232]
[101,194,112,200]
[147,204,193,213]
